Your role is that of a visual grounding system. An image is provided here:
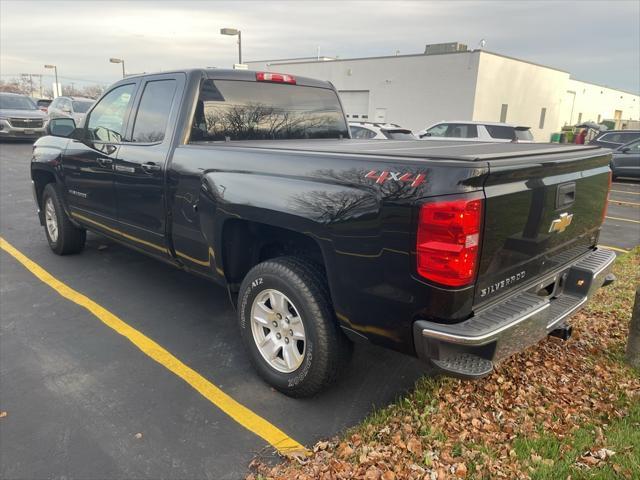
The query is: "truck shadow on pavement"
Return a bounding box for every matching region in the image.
[82,232,433,448]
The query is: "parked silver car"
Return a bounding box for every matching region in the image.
[47,96,94,126]
[0,93,47,140]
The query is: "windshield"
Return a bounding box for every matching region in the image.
[190,79,349,141]
[72,101,93,113]
[0,95,37,110]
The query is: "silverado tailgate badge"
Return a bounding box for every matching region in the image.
[549,212,573,233]
[364,170,426,187]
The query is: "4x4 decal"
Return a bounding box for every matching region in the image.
[364,170,426,187]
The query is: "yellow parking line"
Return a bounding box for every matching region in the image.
[599,244,630,254]
[0,236,307,457]
[608,199,640,207]
[611,189,640,195]
[605,215,640,224]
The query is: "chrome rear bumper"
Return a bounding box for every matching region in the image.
[413,248,616,377]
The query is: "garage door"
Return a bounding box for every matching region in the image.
[339,90,370,120]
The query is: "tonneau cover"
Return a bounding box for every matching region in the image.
[193,138,604,161]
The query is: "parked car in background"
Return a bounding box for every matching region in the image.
[417,121,534,143]
[349,122,416,140]
[611,139,640,180]
[47,96,95,125]
[589,130,640,149]
[0,92,47,140]
[34,98,52,113]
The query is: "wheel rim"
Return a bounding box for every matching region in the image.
[250,289,306,373]
[44,198,58,243]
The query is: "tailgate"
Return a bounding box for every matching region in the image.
[475,150,611,306]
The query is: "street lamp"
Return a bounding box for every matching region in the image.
[220,27,242,65]
[44,64,59,97]
[109,57,126,78]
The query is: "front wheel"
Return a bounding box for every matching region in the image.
[42,183,86,255]
[238,257,351,397]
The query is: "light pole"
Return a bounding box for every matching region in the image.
[44,64,59,97]
[109,58,125,78]
[220,28,242,65]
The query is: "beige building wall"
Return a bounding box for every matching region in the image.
[560,79,640,129]
[248,50,640,141]
[472,52,570,142]
[247,52,481,132]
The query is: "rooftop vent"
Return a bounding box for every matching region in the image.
[424,42,468,55]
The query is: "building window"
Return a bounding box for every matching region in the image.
[500,104,508,123]
[539,108,547,129]
[577,112,582,124]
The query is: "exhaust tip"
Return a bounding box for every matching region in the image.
[549,324,573,341]
[602,273,616,288]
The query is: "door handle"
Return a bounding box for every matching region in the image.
[141,162,162,173]
[96,157,113,167]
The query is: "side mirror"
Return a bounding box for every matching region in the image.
[47,117,76,137]
[620,147,630,153]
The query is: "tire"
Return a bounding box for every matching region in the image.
[238,256,351,397]
[41,183,86,255]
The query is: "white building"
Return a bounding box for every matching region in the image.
[246,44,640,141]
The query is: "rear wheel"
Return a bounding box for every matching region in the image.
[42,183,86,255]
[238,256,351,397]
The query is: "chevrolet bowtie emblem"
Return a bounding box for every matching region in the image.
[549,212,573,233]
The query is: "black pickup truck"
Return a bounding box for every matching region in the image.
[31,68,616,397]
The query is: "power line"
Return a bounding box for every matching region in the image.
[0,73,110,85]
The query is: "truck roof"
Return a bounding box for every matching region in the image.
[115,68,334,89]
[200,139,605,161]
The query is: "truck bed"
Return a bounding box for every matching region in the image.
[194,138,604,161]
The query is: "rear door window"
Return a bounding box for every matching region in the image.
[190,79,349,141]
[131,79,177,143]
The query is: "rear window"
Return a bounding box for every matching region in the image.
[515,128,533,141]
[72,101,93,113]
[485,125,515,140]
[190,79,349,141]
[383,129,415,140]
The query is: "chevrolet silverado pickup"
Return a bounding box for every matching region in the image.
[31,68,616,397]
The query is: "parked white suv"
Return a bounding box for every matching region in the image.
[47,96,95,126]
[349,122,416,140]
[416,121,534,142]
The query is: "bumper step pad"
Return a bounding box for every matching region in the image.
[432,353,493,378]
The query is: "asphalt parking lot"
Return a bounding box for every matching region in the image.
[0,141,430,479]
[1,141,638,479]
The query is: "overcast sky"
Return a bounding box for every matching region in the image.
[1,0,639,92]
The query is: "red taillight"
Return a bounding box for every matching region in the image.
[416,194,484,287]
[256,72,296,84]
[600,170,613,223]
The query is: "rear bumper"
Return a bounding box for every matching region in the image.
[413,248,616,377]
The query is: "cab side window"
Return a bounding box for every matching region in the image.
[426,124,448,137]
[86,84,135,143]
[445,124,478,138]
[131,79,177,143]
